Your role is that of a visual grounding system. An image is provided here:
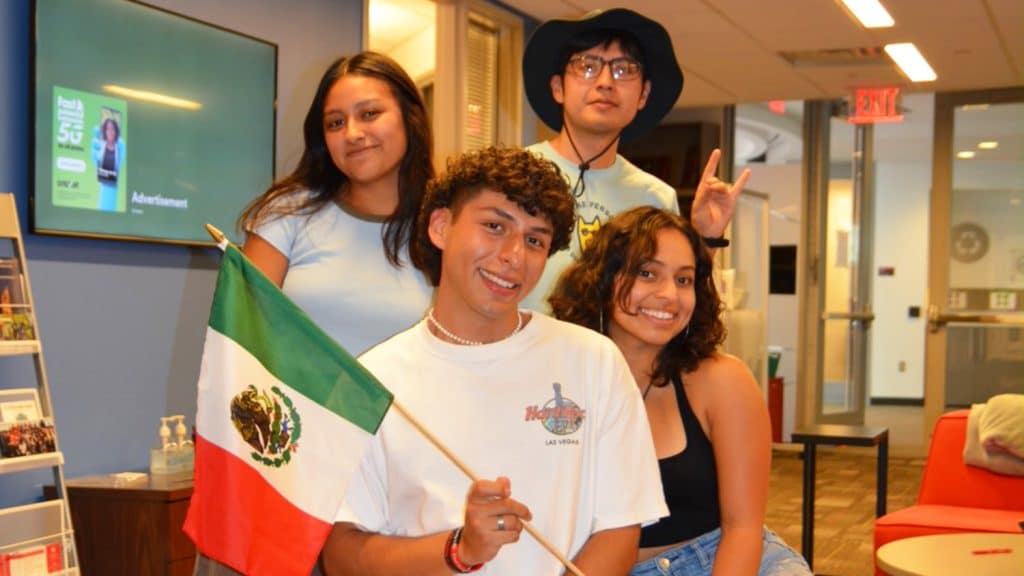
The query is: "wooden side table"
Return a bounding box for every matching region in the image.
[63,472,195,576]
[877,533,1024,575]
[791,424,889,570]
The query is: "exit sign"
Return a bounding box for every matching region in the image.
[849,87,904,124]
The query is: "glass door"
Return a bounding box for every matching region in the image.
[720,190,770,390]
[810,107,875,424]
[925,88,1024,431]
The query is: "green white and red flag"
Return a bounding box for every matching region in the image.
[183,244,393,576]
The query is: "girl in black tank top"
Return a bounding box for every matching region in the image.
[639,373,720,547]
[550,206,810,576]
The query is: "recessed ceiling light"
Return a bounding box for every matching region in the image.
[956,151,976,159]
[960,104,989,111]
[978,141,999,150]
[884,43,937,82]
[840,0,895,28]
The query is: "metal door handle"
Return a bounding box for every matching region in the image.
[822,311,876,323]
[927,304,1024,332]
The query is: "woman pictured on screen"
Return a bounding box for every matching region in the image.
[550,207,811,576]
[91,116,124,212]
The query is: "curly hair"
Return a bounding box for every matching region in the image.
[549,206,725,386]
[411,147,574,287]
[238,51,433,267]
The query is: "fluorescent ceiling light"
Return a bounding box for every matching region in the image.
[884,43,937,82]
[103,85,202,111]
[977,141,999,150]
[840,0,894,28]
[956,151,975,159]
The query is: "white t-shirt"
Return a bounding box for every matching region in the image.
[252,193,434,357]
[522,141,680,313]
[338,313,667,575]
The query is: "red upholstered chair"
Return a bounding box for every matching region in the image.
[873,410,1024,574]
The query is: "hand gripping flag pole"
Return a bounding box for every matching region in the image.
[201,224,586,576]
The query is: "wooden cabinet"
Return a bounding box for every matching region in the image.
[63,473,195,576]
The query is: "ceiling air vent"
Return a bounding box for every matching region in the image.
[779,47,887,67]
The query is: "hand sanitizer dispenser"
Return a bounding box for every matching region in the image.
[150,414,195,475]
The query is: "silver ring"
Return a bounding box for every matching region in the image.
[496,515,506,531]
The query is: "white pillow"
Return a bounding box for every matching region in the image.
[979,393,1024,459]
[965,403,1024,477]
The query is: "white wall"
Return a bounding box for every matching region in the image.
[870,163,930,399]
[388,25,436,84]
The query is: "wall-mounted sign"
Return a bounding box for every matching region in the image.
[950,222,989,263]
[848,87,904,124]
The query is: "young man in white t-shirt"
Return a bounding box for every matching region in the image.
[520,8,751,312]
[322,147,667,575]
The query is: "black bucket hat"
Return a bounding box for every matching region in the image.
[522,8,683,143]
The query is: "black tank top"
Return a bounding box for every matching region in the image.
[99,147,117,184]
[639,373,721,547]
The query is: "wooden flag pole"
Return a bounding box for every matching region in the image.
[205,223,229,251]
[391,400,586,576]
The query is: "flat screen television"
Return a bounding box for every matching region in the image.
[32,0,277,246]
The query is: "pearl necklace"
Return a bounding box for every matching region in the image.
[426,308,523,346]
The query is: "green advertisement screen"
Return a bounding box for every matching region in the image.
[33,0,276,245]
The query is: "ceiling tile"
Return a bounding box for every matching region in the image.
[497,0,1023,106]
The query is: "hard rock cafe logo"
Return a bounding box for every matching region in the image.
[230,384,302,468]
[525,383,585,436]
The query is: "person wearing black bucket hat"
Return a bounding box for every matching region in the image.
[523,7,682,146]
[520,8,750,314]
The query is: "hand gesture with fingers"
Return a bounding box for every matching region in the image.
[457,477,533,566]
[691,148,751,240]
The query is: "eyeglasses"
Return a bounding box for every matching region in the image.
[567,55,642,81]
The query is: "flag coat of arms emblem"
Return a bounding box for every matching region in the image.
[183,245,393,575]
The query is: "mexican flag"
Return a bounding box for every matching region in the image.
[183,245,393,576]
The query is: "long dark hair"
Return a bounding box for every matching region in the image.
[238,51,434,266]
[549,206,725,387]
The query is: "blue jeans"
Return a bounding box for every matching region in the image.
[630,527,811,576]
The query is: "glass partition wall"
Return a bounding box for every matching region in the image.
[926,90,1024,433]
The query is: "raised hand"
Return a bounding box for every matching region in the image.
[690,148,751,240]
[457,477,533,566]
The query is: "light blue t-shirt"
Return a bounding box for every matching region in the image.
[522,141,680,312]
[253,193,434,357]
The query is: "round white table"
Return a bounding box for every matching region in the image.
[877,533,1024,576]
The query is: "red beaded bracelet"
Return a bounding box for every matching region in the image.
[445,527,483,573]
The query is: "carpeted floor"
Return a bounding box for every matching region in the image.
[765,446,925,575]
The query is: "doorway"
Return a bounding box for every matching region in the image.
[737,92,985,456]
[924,88,1024,436]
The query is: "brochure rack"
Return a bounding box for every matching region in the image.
[0,193,77,574]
